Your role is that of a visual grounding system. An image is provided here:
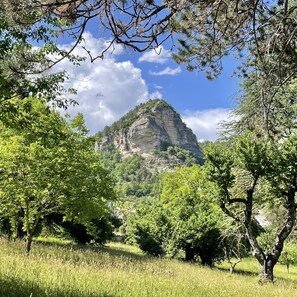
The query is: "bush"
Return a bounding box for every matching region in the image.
[136,228,164,256]
[44,213,114,245]
[278,242,297,273]
[195,228,224,266]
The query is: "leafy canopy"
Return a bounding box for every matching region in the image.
[0,97,116,252]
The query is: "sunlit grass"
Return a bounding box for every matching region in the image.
[1,238,297,297]
[34,236,75,246]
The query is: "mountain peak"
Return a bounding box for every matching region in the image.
[96,99,203,162]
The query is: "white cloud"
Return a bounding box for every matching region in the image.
[59,31,124,58]
[138,45,171,64]
[54,32,160,134]
[148,90,163,99]
[150,66,181,76]
[181,109,234,142]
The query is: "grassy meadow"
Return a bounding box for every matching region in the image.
[0,238,297,297]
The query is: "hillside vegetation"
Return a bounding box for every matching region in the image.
[95,99,173,139]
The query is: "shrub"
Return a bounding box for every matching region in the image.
[136,228,164,256]
[278,242,297,273]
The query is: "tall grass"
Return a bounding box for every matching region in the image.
[0,238,297,297]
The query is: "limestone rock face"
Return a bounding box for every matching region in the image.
[97,100,202,161]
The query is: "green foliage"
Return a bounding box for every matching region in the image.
[125,200,168,257]
[154,145,200,166]
[135,228,165,257]
[257,228,277,255]
[126,165,226,265]
[98,146,163,236]
[204,142,235,197]
[98,144,122,170]
[0,2,81,106]
[100,151,160,201]
[160,165,225,264]
[269,134,297,194]
[0,97,116,253]
[115,156,157,198]
[279,243,297,273]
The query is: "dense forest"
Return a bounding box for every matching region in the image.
[0,1,296,295]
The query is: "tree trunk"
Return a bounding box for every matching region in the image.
[24,198,41,255]
[259,258,275,284]
[184,243,195,262]
[286,263,289,273]
[26,233,33,255]
[219,167,296,284]
[230,265,235,274]
[229,260,241,274]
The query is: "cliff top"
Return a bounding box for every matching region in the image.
[95,99,203,164]
[95,99,174,140]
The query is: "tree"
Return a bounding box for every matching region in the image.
[220,221,250,274]
[212,54,296,283]
[205,134,297,283]
[160,165,225,265]
[125,200,168,256]
[3,1,296,81]
[278,242,297,273]
[0,98,116,254]
[0,1,81,106]
[228,76,297,140]
[126,165,226,265]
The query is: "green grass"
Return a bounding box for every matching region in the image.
[1,238,297,297]
[34,236,75,246]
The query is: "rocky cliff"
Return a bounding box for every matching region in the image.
[96,100,203,164]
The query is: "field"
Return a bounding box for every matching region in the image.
[0,238,297,297]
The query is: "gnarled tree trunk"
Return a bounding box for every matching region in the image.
[258,257,276,284]
[224,185,296,284]
[247,188,296,284]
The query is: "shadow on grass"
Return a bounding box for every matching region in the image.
[33,238,75,248]
[0,275,119,297]
[34,240,149,262]
[92,244,148,261]
[216,266,259,277]
[216,265,297,285]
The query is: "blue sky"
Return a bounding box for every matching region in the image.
[56,30,242,141]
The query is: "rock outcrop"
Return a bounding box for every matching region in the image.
[96,100,203,163]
